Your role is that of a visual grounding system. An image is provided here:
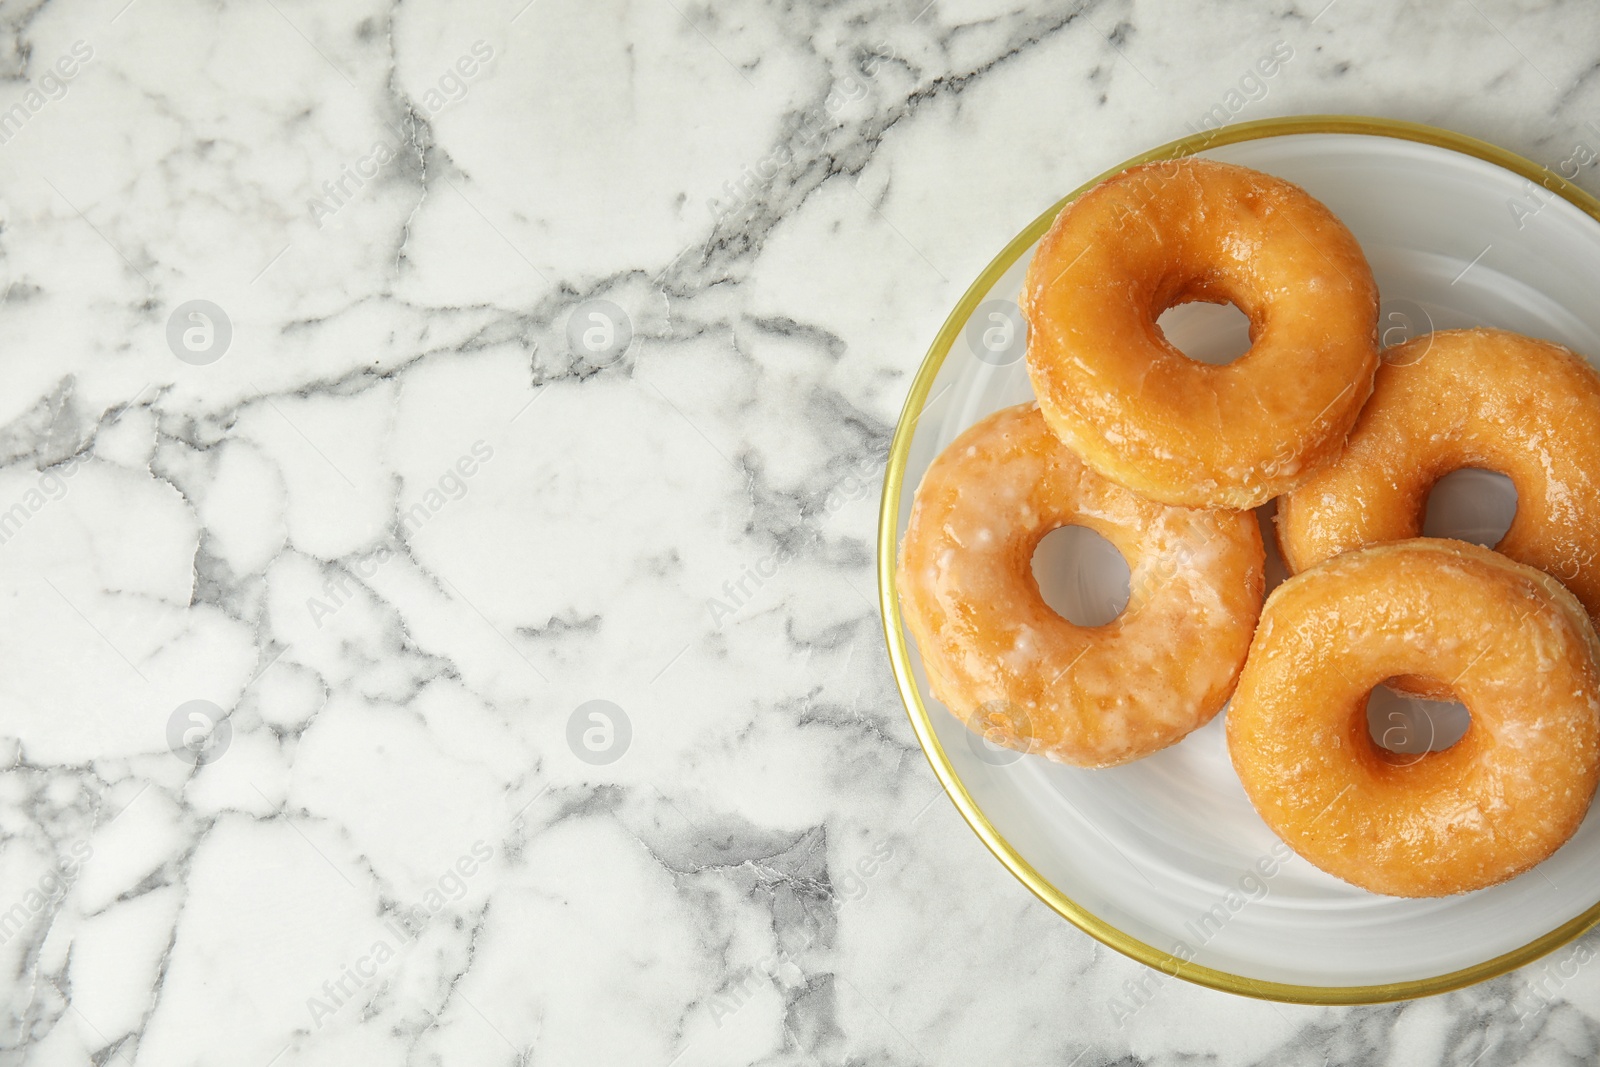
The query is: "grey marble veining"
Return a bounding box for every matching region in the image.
[1,0,1599,1064]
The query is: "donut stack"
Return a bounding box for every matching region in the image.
[897,157,1600,898]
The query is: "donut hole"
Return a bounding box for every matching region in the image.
[1422,468,1517,548]
[1365,683,1472,758]
[1032,525,1131,627]
[1155,300,1253,366]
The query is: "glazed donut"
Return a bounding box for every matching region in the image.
[1227,539,1600,898]
[896,403,1265,768]
[1022,157,1379,510]
[1278,329,1600,700]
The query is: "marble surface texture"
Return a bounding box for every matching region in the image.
[3,0,1600,1064]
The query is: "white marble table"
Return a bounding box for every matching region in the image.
[2,0,1598,1063]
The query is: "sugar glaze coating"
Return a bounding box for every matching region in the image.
[1227,539,1600,897]
[1277,327,1600,697]
[897,403,1265,767]
[1023,157,1379,510]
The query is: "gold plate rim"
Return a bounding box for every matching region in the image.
[874,114,1600,1005]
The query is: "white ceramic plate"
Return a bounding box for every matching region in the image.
[878,117,1600,1002]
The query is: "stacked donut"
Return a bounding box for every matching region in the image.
[897,158,1600,898]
